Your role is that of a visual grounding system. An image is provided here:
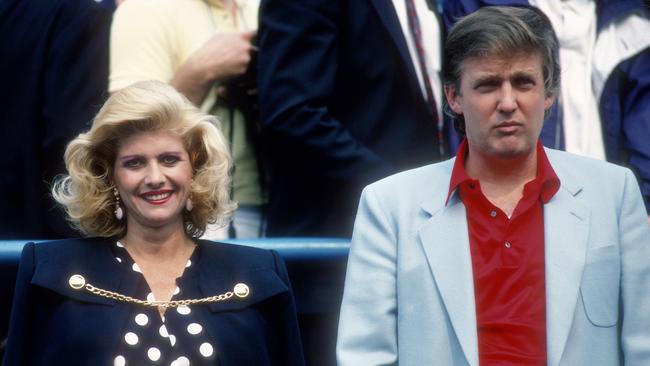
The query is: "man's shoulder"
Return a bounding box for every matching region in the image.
[545,148,637,202]
[360,159,455,213]
[369,159,454,191]
[545,147,631,178]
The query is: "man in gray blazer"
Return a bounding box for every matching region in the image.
[337,6,650,366]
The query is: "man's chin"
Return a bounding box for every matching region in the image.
[491,144,534,160]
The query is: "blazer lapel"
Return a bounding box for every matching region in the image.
[419,193,479,366]
[85,239,141,349]
[368,0,423,96]
[544,179,589,366]
[35,238,139,360]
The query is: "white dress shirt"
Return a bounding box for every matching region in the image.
[392,0,443,119]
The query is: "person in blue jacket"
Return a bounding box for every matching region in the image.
[443,0,650,223]
[3,81,304,366]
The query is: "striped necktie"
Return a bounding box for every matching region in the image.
[404,0,446,157]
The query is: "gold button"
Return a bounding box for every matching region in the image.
[233,283,250,298]
[68,274,86,290]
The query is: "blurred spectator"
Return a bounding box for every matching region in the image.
[93,0,117,11]
[110,0,265,238]
[258,0,449,238]
[444,0,650,220]
[0,0,111,239]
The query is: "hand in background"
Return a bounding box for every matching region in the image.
[171,31,256,105]
[190,30,256,81]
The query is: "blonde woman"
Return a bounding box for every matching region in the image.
[4,81,303,366]
[110,0,265,239]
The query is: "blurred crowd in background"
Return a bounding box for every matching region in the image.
[1,0,648,241]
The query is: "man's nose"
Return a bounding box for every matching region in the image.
[497,84,517,113]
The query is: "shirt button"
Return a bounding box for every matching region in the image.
[504,242,511,248]
[490,210,497,217]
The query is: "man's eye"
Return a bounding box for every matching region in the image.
[515,78,535,88]
[476,83,497,91]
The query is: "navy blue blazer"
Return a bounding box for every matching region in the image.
[258,0,447,237]
[3,238,304,366]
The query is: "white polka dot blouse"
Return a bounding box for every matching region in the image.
[112,241,218,366]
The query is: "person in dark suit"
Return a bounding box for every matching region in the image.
[0,0,112,239]
[257,0,449,238]
[4,81,304,366]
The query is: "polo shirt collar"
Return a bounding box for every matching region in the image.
[445,139,560,205]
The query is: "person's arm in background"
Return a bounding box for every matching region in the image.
[169,31,254,105]
[612,49,650,224]
[110,0,253,105]
[257,0,393,181]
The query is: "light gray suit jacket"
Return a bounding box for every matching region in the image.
[337,148,650,366]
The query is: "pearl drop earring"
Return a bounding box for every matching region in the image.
[114,188,124,220]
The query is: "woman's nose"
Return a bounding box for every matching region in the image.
[144,163,165,187]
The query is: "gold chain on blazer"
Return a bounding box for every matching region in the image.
[68,274,250,308]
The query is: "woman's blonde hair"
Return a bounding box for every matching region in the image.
[52,80,236,238]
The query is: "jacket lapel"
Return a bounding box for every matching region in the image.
[83,239,141,350]
[543,166,589,366]
[419,192,479,366]
[33,238,139,361]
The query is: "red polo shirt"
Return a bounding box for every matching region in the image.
[446,139,560,365]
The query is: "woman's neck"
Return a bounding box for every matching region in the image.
[120,223,194,260]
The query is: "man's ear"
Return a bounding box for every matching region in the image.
[444,85,463,114]
[544,94,555,111]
